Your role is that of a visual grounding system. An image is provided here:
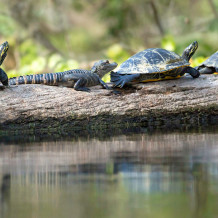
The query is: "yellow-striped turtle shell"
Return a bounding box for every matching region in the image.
[116,48,189,75]
[111,41,199,87]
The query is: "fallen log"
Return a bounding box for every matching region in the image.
[0,74,218,134]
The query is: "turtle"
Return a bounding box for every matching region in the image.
[195,51,218,74]
[110,41,200,88]
[0,41,9,87]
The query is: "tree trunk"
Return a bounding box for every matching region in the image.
[0,75,218,135]
[208,0,218,18]
[149,0,165,36]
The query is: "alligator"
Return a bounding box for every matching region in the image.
[1,59,118,92]
[0,41,9,87]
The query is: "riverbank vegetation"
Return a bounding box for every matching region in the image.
[0,0,217,80]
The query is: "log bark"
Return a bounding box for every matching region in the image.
[0,74,218,134]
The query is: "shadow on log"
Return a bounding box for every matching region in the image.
[0,74,218,135]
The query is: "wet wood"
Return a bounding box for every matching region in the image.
[0,74,218,133]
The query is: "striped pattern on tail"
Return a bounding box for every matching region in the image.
[9,72,65,86]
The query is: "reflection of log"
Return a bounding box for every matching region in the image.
[1,132,217,173]
[0,75,218,133]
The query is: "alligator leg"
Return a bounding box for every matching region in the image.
[74,78,90,92]
[98,78,111,90]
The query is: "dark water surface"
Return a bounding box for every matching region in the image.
[1,128,218,218]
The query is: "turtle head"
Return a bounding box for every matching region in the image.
[0,41,9,66]
[91,60,118,78]
[182,41,198,62]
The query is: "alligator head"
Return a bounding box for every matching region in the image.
[91,60,118,78]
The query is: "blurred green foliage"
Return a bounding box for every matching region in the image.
[161,35,176,51]
[106,44,130,64]
[0,0,217,79]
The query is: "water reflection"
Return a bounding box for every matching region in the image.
[0,130,218,218]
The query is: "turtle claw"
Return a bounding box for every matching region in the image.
[111,72,140,88]
[120,80,126,88]
[113,79,127,88]
[114,80,123,88]
[111,72,127,88]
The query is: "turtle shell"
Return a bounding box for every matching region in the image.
[116,48,190,74]
[196,51,218,69]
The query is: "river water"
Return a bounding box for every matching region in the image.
[0,128,218,218]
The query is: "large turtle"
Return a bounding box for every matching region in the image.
[111,41,200,88]
[195,51,218,74]
[0,41,9,87]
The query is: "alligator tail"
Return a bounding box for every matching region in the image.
[9,73,63,86]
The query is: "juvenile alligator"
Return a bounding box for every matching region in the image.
[1,59,118,91]
[0,41,9,87]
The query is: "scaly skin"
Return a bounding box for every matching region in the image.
[4,60,118,91]
[0,41,9,86]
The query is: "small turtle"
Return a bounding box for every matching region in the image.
[195,51,218,74]
[111,41,200,88]
[0,41,9,86]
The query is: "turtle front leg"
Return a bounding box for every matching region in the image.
[98,78,120,94]
[0,68,9,88]
[110,72,140,88]
[185,67,200,78]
